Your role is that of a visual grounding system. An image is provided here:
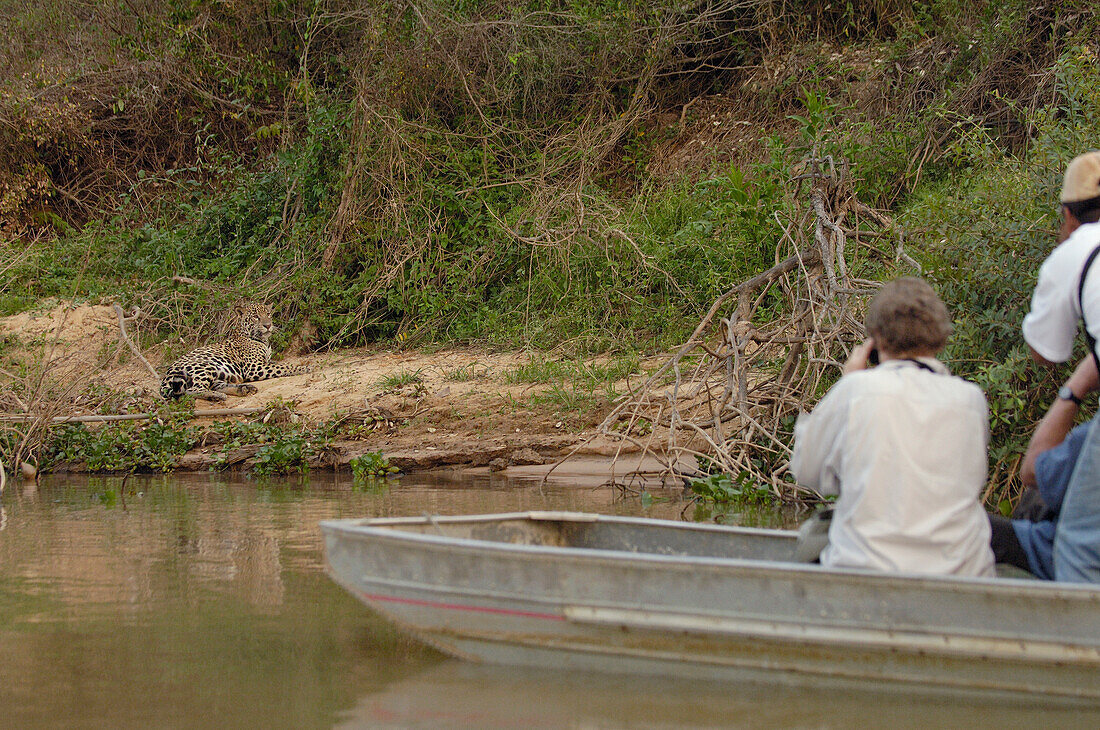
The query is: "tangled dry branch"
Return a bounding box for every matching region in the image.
[597,155,917,500]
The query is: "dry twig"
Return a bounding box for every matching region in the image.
[112,303,159,378]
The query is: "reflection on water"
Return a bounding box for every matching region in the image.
[339,661,1100,730]
[0,471,1097,729]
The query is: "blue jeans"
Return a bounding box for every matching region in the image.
[1054,415,1100,583]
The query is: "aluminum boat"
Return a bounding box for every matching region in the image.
[321,511,1100,702]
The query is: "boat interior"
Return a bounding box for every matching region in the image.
[363,512,798,562]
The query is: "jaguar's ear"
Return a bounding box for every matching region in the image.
[232,301,246,317]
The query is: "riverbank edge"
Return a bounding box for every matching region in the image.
[38,431,670,489]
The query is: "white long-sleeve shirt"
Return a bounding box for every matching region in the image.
[790,358,996,577]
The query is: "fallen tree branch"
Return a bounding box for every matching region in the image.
[588,156,900,502]
[0,406,265,424]
[611,250,816,414]
[112,303,159,378]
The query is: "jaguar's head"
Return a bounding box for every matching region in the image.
[232,302,275,341]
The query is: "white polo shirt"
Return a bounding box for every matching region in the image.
[1023,221,1100,363]
[790,358,995,577]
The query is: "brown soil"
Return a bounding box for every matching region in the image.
[1,302,669,482]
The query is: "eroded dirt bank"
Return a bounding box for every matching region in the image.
[1,302,668,483]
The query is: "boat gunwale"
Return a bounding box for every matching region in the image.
[323,510,788,538]
[319,512,1100,601]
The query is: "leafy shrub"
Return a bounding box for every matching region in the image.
[349,451,400,488]
[690,472,773,506]
[209,418,334,476]
[253,433,314,476]
[42,408,199,473]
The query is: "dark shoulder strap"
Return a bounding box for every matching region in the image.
[1079,245,1100,369]
[902,358,935,372]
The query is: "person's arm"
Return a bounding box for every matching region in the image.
[791,412,833,494]
[1022,246,1080,367]
[1028,345,1058,368]
[790,379,852,496]
[843,338,876,374]
[1021,357,1100,486]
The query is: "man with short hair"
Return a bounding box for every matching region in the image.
[1023,150,1100,584]
[790,277,995,577]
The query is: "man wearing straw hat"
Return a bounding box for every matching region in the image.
[1022,150,1100,583]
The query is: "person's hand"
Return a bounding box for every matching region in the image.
[843,338,876,375]
[1066,356,1100,398]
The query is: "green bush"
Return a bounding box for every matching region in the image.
[252,433,313,476]
[349,451,400,488]
[42,407,199,473]
[208,417,334,476]
[689,472,772,506]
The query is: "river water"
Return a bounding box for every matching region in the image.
[0,471,1096,729]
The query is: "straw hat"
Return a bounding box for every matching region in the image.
[1061,151,1100,204]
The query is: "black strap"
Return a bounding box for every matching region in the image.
[902,358,935,372]
[1078,244,1100,369]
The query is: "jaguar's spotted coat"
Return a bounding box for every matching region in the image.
[160,302,308,401]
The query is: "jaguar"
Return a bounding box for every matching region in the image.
[160,302,309,401]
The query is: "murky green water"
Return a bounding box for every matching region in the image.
[1,471,1097,729]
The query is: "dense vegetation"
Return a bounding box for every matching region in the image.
[2,0,1099,504]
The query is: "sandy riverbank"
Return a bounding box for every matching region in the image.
[1,302,676,484]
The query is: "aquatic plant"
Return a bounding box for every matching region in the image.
[350,451,399,483]
[41,404,199,473]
